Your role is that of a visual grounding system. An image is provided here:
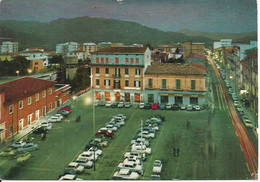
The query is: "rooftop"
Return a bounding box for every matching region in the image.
[0,77,55,104]
[145,63,206,75]
[93,47,148,54]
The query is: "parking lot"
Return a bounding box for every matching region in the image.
[0,88,252,180]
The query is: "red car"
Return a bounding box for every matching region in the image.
[95,131,115,139]
[58,107,72,113]
[151,103,158,110]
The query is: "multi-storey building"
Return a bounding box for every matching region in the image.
[213,39,233,49]
[0,77,70,143]
[81,43,97,58]
[183,41,205,60]
[0,41,18,54]
[67,50,86,60]
[91,47,151,102]
[97,42,112,51]
[56,42,79,54]
[20,49,49,67]
[144,63,206,105]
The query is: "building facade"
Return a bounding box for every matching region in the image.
[91,47,151,102]
[0,77,70,143]
[81,43,97,59]
[20,49,49,67]
[144,63,206,105]
[183,41,205,60]
[0,41,18,54]
[56,42,79,54]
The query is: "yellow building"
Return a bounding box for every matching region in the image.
[144,63,206,104]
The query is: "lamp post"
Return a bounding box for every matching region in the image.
[16,70,19,77]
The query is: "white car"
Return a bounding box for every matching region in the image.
[76,158,93,168]
[118,102,124,108]
[131,144,151,155]
[148,124,159,131]
[124,102,132,108]
[105,101,112,107]
[59,174,83,180]
[88,147,102,156]
[113,169,139,180]
[153,160,162,173]
[117,161,143,175]
[113,119,125,126]
[105,124,118,132]
[236,105,243,112]
[180,104,186,110]
[98,127,109,132]
[40,121,52,130]
[166,103,172,110]
[124,151,146,161]
[94,100,99,107]
[234,101,240,107]
[66,162,84,173]
[139,103,145,109]
[78,151,98,161]
[138,131,155,139]
[123,156,141,165]
[243,118,253,128]
[117,114,127,120]
[131,138,150,146]
[194,105,200,111]
[12,141,26,148]
[48,115,63,123]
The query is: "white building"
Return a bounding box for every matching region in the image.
[233,41,257,60]
[20,49,49,66]
[67,50,86,60]
[213,39,232,49]
[56,42,79,54]
[0,41,18,54]
[82,43,97,58]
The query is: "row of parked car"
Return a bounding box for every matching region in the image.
[219,69,253,128]
[58,114,127,180]
[113,115,163,180]
[140,102,202,111]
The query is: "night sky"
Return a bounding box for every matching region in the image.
[0,0,257,33]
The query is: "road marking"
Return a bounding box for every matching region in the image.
[215,85,221,110]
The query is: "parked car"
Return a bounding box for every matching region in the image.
[12,141,26,149]
[76,158,93,168]
[139,103,145,109]
[78,151,98,161]
[116,114,127,120]
[144,103,152,109]
[194,105,200,111]
[232,95,238,101]
[58,110,69,117]
[131,144,152,154]
[151,103,158,110]
[58,174,82,180]
[147,123,159,131]
[95,131,115,139]
[105,124,118,132]
[159,103,166,110]
[146,117,162,125]
[124,151,146,161]
[105,101,113,107]
[166,103,172,110]
[242,118,252,127]
[48,115,63,123]
[117,161,143,175]
[59,107,72,113]
[151,175,161,180]
[18,143,38,152]
[124,102,132,108]
[40,121,52,130]
[94,100,99,107]
[66,162,84,174]
[98,100,106,106]
[111,102,119,108]
[88,147,103,156]
[58,169,76,179]
[186,104,193,111]
[113,169,139,180]
[123,156,141,165]
[118,102,125,108]
[180,104,186,110]
[85,142,101,151]
[172,104,179,110]
[92,138,109,147]
[153,160,162,173]
[236,105,243,112]
[131,136,150,146]
[234,101,240,107]
[138,131,155,139]
[33,126,48,135]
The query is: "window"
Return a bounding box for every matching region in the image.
[162,79,166,89]
[35,62,38,65]
[9,105,13,114]
[105,58,109,63]
[9,125,13,134]
[49,88,52,95]
[96,79,100,86]
[191,80,196,90]
[135,69,140,75]
[96,57,99,63]
[105,68,109,74]
[125,58,129,63]
[96,67,99,74]
[28,97,31,105]
[125,68,129,75]
[148,78,153,89]
[125,80,129,87]
[148,94,154,103]
[49,103,52,110]
[130,58,134,63]
[176,79,181,89]
[19,100,23,109]
[42,90,46,98]
[36,93,39,101]
[104,79,110,87]
[136,58,139,63]
[101,58,104,63]
[115,58,119,63]
[134,81,140,87]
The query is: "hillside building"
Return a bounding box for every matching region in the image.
[0,41,18,54]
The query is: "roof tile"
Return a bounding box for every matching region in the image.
[93,47,148,54]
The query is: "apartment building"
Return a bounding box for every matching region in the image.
[0,41,18,54]
[144,63,206,105]
[0,77,70,143]
[56,42,79,54]
[91,47,151,102]
[183,41,205,60]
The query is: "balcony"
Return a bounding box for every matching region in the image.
[112,74,121,78]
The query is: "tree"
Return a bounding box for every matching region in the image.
[49,55,64,67]
[0,56,30,76]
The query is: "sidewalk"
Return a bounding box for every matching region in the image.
[0,99,73,152]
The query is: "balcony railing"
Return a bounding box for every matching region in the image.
[112,74,121,78]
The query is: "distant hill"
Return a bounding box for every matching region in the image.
[0,16,257,51]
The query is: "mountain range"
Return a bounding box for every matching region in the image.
[0,16,257,51]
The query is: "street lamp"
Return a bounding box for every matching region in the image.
[28,69,32,74]
[16,70,19,77]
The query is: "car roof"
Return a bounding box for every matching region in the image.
[119,169,130,175]
[68,162,78,166]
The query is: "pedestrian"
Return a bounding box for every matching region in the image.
[177,148,180,157]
